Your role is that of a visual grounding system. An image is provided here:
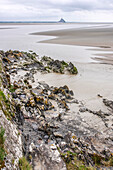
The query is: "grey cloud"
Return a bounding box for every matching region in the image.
[48,0,113,11]
[5,0,113,11]
[0,0,113,21]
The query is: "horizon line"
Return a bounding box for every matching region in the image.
[0,21,113,24]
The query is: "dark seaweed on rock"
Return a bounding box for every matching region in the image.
[0,50,78,75]
[41,56,78,74]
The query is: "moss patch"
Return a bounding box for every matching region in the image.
[0,126,6,169]
[60,149,113,169]
[0,90,15,120]
[9,85,16,93]
[92,153,103,166]
[61,60,68,67]
[19,157,32,170]
[23,51,36,60]
[71,66,78,74]
[109,156,113,166]
[60,150,94,170]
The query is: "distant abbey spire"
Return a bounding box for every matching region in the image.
[58,18,66,23]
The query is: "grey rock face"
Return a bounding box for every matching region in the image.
[1,50,113,169]
[32,144,66,170]
[0,110,23,169]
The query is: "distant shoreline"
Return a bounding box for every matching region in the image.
[0,21,113,24]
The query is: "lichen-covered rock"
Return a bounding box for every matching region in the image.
[0,110,23,169]
[1,50,113,170]
[67,62,78,74]
[58,100,69,110]
[41,55,78,74]
[32,144,66,170]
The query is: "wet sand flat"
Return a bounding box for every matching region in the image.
[0,23,113,109]
[32,26,113,64]
[30,24,113,110]
[33,62,113,111]
[32,26,113,47]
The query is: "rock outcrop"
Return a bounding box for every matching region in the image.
[0,50,113,170]
[0,56,23,169]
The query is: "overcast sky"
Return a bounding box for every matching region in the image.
[0,0,113,22]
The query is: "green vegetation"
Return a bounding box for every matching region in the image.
[42,56,53,62]
[61,150,94,170]
[71,66,78,74]
[0,126,6,169]
[0,59,3,86]
[19,157,32,170]
[91,153,113,167]
[9,85,16,93]
[60,149,113,169]
[109,156,113,166]
[45,66,51,73]
[0,91,8,103]
[23,52,36,60]
[92,153,103,166]
[0,59,2,72]
[61,60,68,67]
[0,90,15,120]
[60,65,65,74]
[0,55,15,120]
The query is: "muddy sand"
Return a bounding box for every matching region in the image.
[32,25,113,64]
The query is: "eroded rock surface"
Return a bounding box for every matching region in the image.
[0,50,113,169]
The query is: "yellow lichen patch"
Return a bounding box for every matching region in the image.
[53,87,59,94]
[3,57,11,64]
[48,93,55,100]
[59,89,66,96]
[51,105,55,109]
[41,105,45,111]
[59,100,69,110]
[111,153,113,157]
[36,96,44,104]
[72,135,77,139]
[16,52,23,58]
[44,99,49,106]
[29,98,35,107]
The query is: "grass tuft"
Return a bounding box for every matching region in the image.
[19,157,32,170]
[0,126,6,169]
[0,90,15,120]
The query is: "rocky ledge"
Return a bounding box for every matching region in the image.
[0,50,78,75]
[0,50,113,170]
